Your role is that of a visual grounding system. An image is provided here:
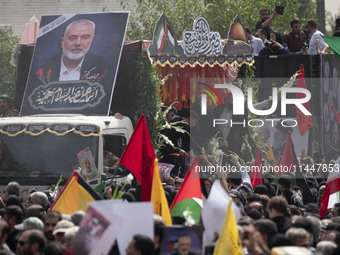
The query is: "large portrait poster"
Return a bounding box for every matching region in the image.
[20,12,129,116]
[321,55,340,157]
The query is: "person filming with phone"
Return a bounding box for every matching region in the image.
[259,30,289,56]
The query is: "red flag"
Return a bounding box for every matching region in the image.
[278,132,295,174]
[296,64,312,136]
[250,149,263,188]
[320,157,340,218]
[119,114,155,201]
[331,105,340,126]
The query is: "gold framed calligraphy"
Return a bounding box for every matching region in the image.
[148,14,254,68]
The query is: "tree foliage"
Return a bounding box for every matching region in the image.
[325,9,340,36]
[120,0,316,40]
[0,26,18,98]
[120,0,204,40]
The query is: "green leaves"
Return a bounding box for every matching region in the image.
[120,0,316,41]
[0,26,18,98]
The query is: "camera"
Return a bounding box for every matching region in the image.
[265,39,275,47]
[265,39,275,53]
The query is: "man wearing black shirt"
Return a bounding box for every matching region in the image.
[255,9,277,40]
[267,196,292,234]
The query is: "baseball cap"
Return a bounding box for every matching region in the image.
[15,217,44,231]
[52,220,74,235]
[175,178,184,184]
[0,95,13,103]
[70,211,85,226]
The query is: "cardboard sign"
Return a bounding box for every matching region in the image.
[72,200,153,255]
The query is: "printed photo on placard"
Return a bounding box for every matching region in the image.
[77,147,100,183]
[21,12,128,116]
[161,226,203,255]
[73,205,111,255]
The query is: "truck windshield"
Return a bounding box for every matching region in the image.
[0,131,98,185]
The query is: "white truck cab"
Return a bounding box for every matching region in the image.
[0,115,133,197]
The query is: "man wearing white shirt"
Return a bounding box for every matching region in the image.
[306,19,329,55]
[37,19,110,84]
[245,27,264,56]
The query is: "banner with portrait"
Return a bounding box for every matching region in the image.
[20,12,129,116]
[320,55,340,157]
[161,226,203,255]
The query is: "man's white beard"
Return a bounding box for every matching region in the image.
[62,47,88,60]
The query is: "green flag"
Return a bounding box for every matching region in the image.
[322,36,340,57]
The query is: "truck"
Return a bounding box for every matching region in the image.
[0,114,133,198]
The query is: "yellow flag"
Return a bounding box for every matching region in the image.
[151,158,172,226]
[268,139,276,168]
[213,198,243,255]
[50,172,96,214]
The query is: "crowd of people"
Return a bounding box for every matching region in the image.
[3,91,340,255]
[245,9,340,56]
[1,8,340,255]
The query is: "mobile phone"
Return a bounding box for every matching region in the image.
[275,6,284,15]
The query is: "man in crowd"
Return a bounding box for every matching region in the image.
[0,95,19,117]
[126,234,155,255]
[283,19,307,54]
[40,19,109,83]
[0,182,21,208]
[0,205,24,253]
[329,203,340,218]
[245,27,264,56]
[267,196,292,234]
[16,229,45,255]
[278,175,304,208]
[52,220,74,244]
[286,228,310,247]
[255,29,267,43]
[255,9,277,40]
[43,211,62,242]
[272,122,292,164]
[306,19,329,55]
[0,220,14,255]
[254,219,278,246]
[5,182,20,199]
[29,192,49,212]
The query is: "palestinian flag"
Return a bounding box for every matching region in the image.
[320,157,340,218]
[49,171,102,214]
[154,14,175,53]
[170,158,203,224]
